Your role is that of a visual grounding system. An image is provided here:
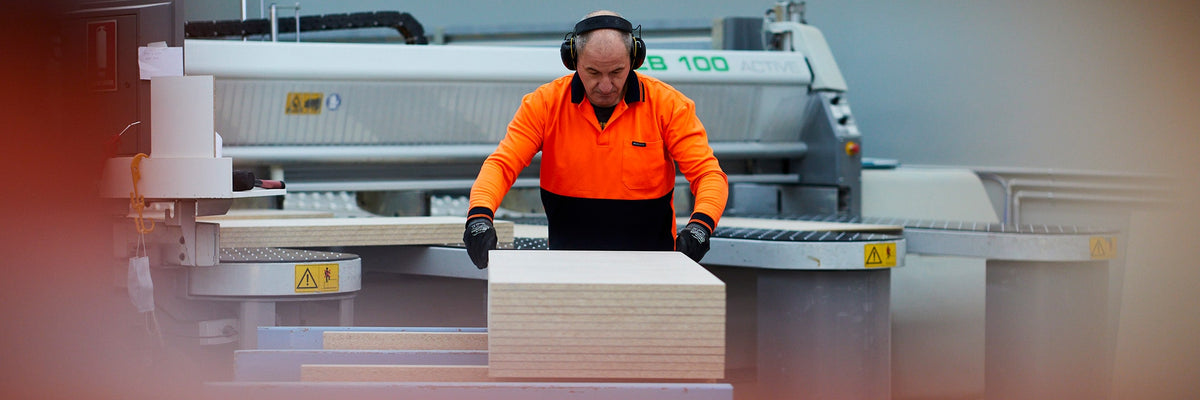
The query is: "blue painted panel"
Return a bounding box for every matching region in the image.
[235,350,487,381]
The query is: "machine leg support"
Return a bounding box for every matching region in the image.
[985,260,1113,400]
[339,298,355,326]
[238,301,276,350]
[756,269,892,400]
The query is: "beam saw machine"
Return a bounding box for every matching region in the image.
[97,3,1118,399]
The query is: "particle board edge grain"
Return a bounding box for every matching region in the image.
[302,364,493,382]
[324,331,488,351]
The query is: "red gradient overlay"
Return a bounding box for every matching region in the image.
[0,3,215,399]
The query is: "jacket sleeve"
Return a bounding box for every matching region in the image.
[468,91,546,220]
[662,92,728,232]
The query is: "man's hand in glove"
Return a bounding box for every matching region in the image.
[676,222,711,262]
[463,217,497,269]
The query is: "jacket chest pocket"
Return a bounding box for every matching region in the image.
[621,139,669,190]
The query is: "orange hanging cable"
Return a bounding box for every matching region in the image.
[130,153,155,234]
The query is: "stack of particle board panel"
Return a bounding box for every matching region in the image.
[214,216,514,248]
[302,331,491,382]
[198,209,335,221]
[487,250,726,380]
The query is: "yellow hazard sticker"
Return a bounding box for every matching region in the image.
[295,263,339,293]
[1089,236,1117,260]
[285,92,323,114]
[864,243,897,268]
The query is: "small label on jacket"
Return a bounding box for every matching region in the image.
[632,141,646,147]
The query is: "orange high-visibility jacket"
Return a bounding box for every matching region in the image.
[468,71,728,250]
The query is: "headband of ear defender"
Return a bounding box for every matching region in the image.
[560,15,646,71]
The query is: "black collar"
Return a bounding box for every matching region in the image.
[570,71,643,105]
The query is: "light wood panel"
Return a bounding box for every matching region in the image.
[488,336,725,348]
[301,365,492,382]
[488,345,725,355]
[199,209,334,220]
[214,216,513,248]
[487,250,726,380]
[323,331,488,351]
[488,251,725,286]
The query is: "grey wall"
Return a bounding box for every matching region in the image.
[186,0,1200,175]
[812,0,1200,175]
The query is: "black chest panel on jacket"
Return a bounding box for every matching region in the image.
[540,188,675,251]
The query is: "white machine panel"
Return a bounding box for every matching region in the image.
[150,75,217,158]
[101,156,233,199]
[184,40,811,85]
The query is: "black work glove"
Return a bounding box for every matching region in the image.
[464,217,497,269]
[676,222,711,262]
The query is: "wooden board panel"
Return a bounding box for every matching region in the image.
[488,320,723,332]
[491,284,725,293]
[489,353,725,363]
[324,332,488,351]
[234,349,487,382]
[489,296,725,308]
[487,295,720,307]
[488,345,725,356]
[487,250,725,380]
[300,363,723,382]
[215,216,513,248]
[486,330,723,341]
[488,251,724,287]
[511,223,548,239]
[302,364,492,382]
[490,361,724,372]
[492,313,725,324]
[199,209,334,220]
[488,305,724,316]
[490,367,723,380]
[490,289,722,301]
[488,336,725,348]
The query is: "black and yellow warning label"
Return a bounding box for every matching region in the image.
[864,243,897,268]
[285,92,323,115]
[295,263,339,293]
[1089,236,1117,260]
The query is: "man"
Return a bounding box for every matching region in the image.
[463,10,728,268]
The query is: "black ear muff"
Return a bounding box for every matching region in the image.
[631,36,646,70]
[562,15,644,71]
[560,33,577,70]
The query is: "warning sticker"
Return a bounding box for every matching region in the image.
[864,243,897,268]
[1089,236,1117,260]
[285,92,323,114]
[295,263,339,293]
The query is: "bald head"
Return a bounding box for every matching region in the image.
[574,10,634,61]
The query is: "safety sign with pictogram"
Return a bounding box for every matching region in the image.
[295,263,339,293]
[864,243,897,268]
[1089,236,1117,260]
[285,92,323,114]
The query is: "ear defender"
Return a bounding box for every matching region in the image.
[560,34,578,70]
[560,15,646,71]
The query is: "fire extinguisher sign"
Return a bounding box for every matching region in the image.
[87,20,117,92]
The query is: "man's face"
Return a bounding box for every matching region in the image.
[576,31,630,108]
